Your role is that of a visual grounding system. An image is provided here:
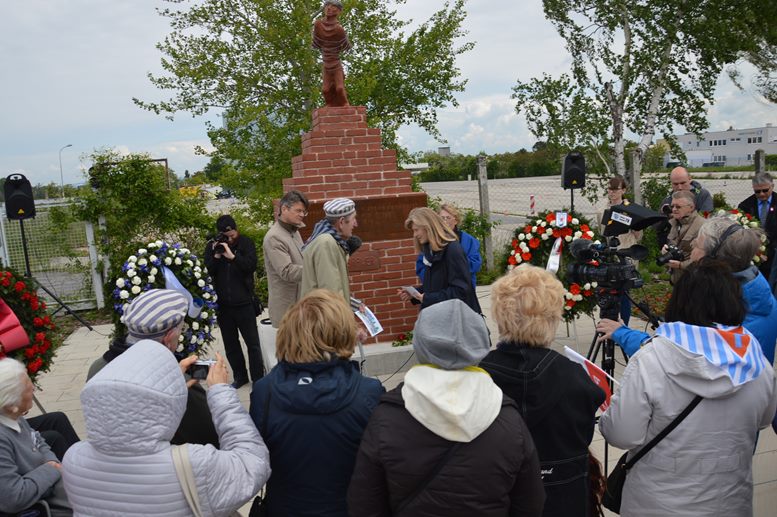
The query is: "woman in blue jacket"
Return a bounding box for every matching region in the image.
[415,203,482,288]
[249,289,384,517]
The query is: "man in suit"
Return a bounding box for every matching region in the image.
[739,172,777,292]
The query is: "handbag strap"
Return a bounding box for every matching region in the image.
[171,444,205,517]
[624,394,703,469]
[395,442,462,515]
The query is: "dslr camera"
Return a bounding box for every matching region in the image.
[656,244,683,266]
[215,232,230,244]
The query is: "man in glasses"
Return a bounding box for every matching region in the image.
[739,172,777,291]
[263,190,310,328]
[665,191,705,285]
[655,166,713,247]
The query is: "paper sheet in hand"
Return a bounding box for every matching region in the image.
[403,286,421,299]
[355,306,384,337]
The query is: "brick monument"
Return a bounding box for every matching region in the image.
[283,106,426,341]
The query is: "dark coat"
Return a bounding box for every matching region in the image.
[249,359,384,517]
[416,240,481,313]
[739,191,777,278]
[347,386,545,517]
[204,233,257,307]
[480,344,605,517]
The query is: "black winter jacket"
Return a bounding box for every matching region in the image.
[416,240,481,314]
[347,385,546,517]
[204,233,257,307]
[480,344,604,517]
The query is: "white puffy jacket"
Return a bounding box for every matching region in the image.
[62,340,270,516]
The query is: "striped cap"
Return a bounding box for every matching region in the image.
[323,198,356,218]
[121,289,188,340]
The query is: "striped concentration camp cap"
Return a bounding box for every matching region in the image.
[323,198,356,218]
[121,289,188,340]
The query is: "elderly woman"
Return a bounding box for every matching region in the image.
[249,289,384,517]
[63,343,269,516]
[0,358,72,516]
[399,207,481,313]
[415,203,482,288]
[480,265,604,517]
[600,260,776,516]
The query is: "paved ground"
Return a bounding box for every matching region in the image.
[27,284,777,516]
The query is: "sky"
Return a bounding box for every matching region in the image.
[1,0,775,187]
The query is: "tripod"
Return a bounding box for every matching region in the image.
[17,219,93,330]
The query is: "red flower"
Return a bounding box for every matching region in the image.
[566,299,576,308]
[524,225,533,234]
[33,317,44,327]
[567,214,573,223]
[508,255,517,265]
[40,302,46,310]
[24,346,36,358]
[21,292,31,301]
[730,209,738,214]
[40,341,50,353]
[583,290,593,297]
[43,316,51,326]
[545,213,555,223]
[552,229,560,238]
[562,227,573,237]
[580,224,590,232]
[28,358,43,374]
[521,252,532,261]
[744,213,752,220]
[569,283,582,295]
[528,238,541,249]
[512,239,518,247]
[398,333,406,341]
[30,298,39,311]
[14,281,25,292]
[3,271,11,279]
[582,232,593,240]
[0,278,9,287]
[34,332,45,343]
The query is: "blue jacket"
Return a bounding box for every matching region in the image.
[249,359,384,517]
[416,228,481,288]
[613,268,777,364]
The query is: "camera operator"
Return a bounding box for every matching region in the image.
[597,216,777,363]
[663,191,704,285]
[204,214,264,389]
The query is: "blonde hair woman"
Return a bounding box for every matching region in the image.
[249,289,384,517]
[480,265,605,517]
[398,207,481,313]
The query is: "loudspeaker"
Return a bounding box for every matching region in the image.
[5,174,36,220]
[561,152,586,189]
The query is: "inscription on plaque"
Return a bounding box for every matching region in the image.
[349,251,381,272]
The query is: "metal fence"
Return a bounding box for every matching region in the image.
[421,173,759,261]
[0,200,101,310]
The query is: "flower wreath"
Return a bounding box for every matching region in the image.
[706,209,768,264]
[507,210,601,321]
[0,270,59,383]
[112,241,218,356]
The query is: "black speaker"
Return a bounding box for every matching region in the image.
[5,174,36,220]
[561,152,586,189]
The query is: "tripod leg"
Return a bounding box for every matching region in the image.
[36,282,94,331]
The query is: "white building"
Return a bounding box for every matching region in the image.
[664,123,777,167]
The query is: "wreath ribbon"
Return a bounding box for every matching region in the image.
[0,297,30,353]
[162,266,204,318]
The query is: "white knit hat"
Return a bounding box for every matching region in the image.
[323,198,356,218]
[121,289,188,341]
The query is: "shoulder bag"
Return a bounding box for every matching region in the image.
[172,444,241,517]
[602,394,703,513]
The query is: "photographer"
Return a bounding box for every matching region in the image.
[664,191,704,285]
[655,167,713,247]
[204,214,264,389]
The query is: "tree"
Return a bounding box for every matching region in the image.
[514,0,762,182]
[726,4,777,104]
[135,0,473,192]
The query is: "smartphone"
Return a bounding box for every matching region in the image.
[188,359,216,381]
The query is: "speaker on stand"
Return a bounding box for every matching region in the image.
[4,174,92,330]
[561,152,586,213]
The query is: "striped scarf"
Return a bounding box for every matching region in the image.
[655,321,766,386]
[302,218,349,253]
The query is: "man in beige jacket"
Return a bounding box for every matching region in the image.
[263,190,309,328]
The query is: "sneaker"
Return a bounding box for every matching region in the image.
[231,379,249,389]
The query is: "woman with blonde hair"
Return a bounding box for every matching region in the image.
[249,289,384,517]
[398,206,481,313]
[480,264,605,517]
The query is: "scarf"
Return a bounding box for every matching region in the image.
[302,218,350,253]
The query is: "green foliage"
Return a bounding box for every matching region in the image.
[417,149,560,183]
[72,150,212,301]
[640,175,672,211]
[766,154,777,168]
[712,192,728,210]
[391,330,413,347]
[135,0,474,192]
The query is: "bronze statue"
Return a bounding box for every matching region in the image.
[312,0,352,107]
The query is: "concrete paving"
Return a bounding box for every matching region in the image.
[27,284,777,516]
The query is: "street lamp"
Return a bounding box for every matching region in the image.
[59,144,73,198]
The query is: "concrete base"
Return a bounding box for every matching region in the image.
[356,341,417,378]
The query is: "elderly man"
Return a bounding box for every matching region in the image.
[597,217,777,365]
[263,190,309,328]
[665,190,705,285]
[739,172,777,291]
[301,198,359,305]
[204,214,263,389]
[656,166,713,246]
[87,289,219,446]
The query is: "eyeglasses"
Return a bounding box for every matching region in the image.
[670,204,691,210]
[754,188,771,194]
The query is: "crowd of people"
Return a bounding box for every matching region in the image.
[1,167,776,517]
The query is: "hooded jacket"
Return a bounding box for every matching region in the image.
[600,322,776,517]
[480,344,604,517]
[347,365,545,517]
[249,359,384,517]
[62,340,270,517]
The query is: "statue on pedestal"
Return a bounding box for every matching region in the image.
[312,0,352,107]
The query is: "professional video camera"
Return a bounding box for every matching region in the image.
[656,244,683,266]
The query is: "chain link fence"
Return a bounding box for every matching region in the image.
[0,200,100,310]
